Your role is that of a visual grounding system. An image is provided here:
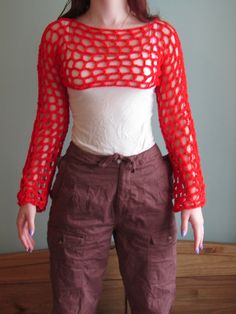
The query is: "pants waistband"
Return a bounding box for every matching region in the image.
[64,141,163,173]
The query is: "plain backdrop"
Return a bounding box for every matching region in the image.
[1,0,236,253]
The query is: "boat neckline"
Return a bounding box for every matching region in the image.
[60,16,158,32]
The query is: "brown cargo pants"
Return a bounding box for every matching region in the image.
[47,140,177,314]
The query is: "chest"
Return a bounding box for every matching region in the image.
[58,26,162,90]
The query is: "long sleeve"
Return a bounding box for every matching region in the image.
[155,21,206,212]
[17,20,70,213]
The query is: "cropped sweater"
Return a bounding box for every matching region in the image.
[16,16,206,213]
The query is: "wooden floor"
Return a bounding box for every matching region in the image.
[0,240,236,314]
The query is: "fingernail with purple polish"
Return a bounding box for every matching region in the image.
[29,229,34,237]
[181,230,187,237]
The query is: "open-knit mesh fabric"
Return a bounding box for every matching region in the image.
[17,17,206,213]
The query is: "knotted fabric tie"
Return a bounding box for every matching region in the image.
[98,153,136,173]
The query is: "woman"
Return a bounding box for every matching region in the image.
[16,0,206,313]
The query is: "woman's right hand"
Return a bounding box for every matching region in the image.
[16,204,36,252]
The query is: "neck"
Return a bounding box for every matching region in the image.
[87,0,131,26]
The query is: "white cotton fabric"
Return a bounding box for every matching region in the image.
[67,86,156,156]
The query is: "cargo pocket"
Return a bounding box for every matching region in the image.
[149,224,177,249]
[47,225,86,259]
[148,219,177,258]
[147,222,177,285]
[47,225,86,289]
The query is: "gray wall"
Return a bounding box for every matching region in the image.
[1,0,235,253]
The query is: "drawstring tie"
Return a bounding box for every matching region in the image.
[98,153,136,173]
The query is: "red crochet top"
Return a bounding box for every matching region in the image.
[16,16,206,213]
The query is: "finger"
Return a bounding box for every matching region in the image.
[24,207,36,242]
[181,211,189,237]
[19,225,31,251]
[21,233,30,251]
[200,226,204,250]
[17,212,29,250]
[19,218,33,252]
[23,220,35,252]
[198,221,204,249]
[193,222,204,254]
[28,214,35,237]
[16,210,25,236]
[23,220,32,251]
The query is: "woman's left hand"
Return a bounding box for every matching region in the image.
[180,207,204,254]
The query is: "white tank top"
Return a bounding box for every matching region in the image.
[67,86,156,156]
